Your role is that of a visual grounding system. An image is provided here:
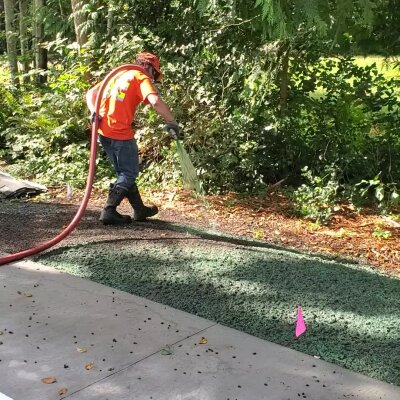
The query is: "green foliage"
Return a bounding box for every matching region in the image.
[234,52,400,199]
[353,174,399,212]
[285,56,400,182]
[1,0,399,215]
[137,139,182,189]
[357,0,400,54]
[0,44,113,188]
[162,43,400,203]
[0,84,19,151]
[8,143,92,188]
[372,228,392,240]
[199,0,375,39]
[133,9,267,192]
[292,166,340,224]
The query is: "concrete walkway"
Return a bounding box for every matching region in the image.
[0,260,398,400]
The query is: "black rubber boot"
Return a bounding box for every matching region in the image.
[100,185,132,225]
[127,184,158,221]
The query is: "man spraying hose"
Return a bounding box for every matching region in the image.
[86,52,181,225]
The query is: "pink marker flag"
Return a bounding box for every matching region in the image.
[295,307,307,338]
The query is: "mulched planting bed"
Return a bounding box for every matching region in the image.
[1,198,399,386]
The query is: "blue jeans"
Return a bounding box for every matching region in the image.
[99,135,139,191]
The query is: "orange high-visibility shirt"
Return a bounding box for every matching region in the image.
[88,68,157,140]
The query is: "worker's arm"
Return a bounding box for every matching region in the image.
[86,82,102,116]
[147,93,175,123]
[86,88,96,114]
[146,93,175,122]
[146,93,181,139]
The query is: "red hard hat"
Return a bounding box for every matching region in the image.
[136,52,163,81]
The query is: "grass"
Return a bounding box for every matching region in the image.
[354,55,400,80]
[308,55,400,100]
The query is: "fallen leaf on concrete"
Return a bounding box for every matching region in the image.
[160,346,172,355]
[0,331,3,335]
[199,337,208,344]
[41,377,57,384]
[58,388,68,396]
[17,291,32,297]
[85,362,95,370]
[76,347,87,353]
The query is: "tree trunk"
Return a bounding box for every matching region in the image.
[33,0,47,84]
[4,0,18,86]
[71,0,92,81]
[19,0,29,84]
[71,0,88,47]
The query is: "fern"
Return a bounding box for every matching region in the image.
[236,0,374,39]
[195,0,211,12]
[335,0,353,33]
[357,0,374,29]
[294,0,328,35]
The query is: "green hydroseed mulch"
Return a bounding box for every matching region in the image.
[36,232,400,386]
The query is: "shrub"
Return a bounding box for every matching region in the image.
[292,166,340,224]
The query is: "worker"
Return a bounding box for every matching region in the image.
[86,52,180,225]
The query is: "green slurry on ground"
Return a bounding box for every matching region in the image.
[37,238,400,386]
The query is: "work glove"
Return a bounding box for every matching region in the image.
[90,112,102,124]
[165,121,181,140]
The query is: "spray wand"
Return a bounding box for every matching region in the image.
[168,130,202,194]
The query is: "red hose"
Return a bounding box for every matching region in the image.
[0,64,138,266]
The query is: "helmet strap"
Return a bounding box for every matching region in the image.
[146,64,160,83]
[152,66,161,82]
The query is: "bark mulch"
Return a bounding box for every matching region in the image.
[41,186,400,277]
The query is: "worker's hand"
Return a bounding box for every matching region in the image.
[165,121,181,140]
[90,112,102,124]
